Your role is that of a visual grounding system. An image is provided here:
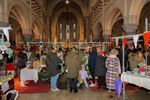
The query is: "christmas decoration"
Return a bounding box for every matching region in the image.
[0,26,12,59]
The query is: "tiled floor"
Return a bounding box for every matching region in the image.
[17,88,150,100]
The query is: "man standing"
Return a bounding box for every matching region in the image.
[65,47,81,93]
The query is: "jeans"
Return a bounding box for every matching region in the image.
[51,74,59,89]
[83,79,89,88]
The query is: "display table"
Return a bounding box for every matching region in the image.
[20,68,39,87]
[0,78,14,99]
[121,72,150,90]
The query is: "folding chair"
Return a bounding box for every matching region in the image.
[5,90,18,100]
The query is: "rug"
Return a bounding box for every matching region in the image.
[88,80,141,91]
[14,77,50,93]
[88,80,99,91]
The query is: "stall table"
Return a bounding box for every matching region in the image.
[20,68,39,87]
[121,72,150,90]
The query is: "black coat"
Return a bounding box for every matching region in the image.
[17,52,27,69]
[95,55,106,76]
[45,52,62,76]
[88,52,97,73]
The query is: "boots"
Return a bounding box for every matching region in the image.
[74,88,78,93]
[69,88,73,93]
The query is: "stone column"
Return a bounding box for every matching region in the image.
[77,24,80,42]
[22,34,32,45]
[47,16,51,42]
[58,22,60,42]
[122,24,138,35]
[103,35,110,42]
[70,19,74,42]
[0,0,9,27]
[84,17,88,42]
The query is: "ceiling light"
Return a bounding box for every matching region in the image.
[65,0,69,4]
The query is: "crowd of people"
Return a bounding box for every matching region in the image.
[12,43,150,98]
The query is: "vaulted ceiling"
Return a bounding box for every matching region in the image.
[43,0,89,16]
[44,0,89,7]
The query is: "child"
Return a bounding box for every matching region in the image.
[79,65,89,88]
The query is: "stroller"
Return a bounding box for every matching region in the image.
[4,90,18,100]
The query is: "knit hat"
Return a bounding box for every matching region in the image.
[109,49,118,55]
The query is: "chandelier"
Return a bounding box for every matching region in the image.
[0,26,13,60]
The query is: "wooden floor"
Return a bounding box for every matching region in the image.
[17,88,150,100]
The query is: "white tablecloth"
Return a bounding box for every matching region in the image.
[20,68,39,87]
[121,72,150,90]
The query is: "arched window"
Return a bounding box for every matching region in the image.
[66,24,70,42]
[59,23,62,42]
[57,13,77,42]
[73,23,76,42]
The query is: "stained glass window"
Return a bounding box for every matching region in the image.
[60,24,62,42]
[73,24,76,42]
[66,25,70,41]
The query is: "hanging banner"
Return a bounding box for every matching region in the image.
[143,32,150,48]
[115,38,119,47]
[123,38,127,48]
[3,28,9,41]
[133,35,139,48]
[109,37,113,46]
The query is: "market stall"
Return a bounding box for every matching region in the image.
[121,70,150,90]
[111,31,150,100]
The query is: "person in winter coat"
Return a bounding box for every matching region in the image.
[88,47,97,87]
[45,48,62,92]
[17,49,27,69]
[105,49,121,98]
[65,47,81,93]
[95,52,106,89]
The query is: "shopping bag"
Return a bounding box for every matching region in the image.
[114,79,123,97]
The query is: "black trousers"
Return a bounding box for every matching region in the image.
[89,69,95,84]
[68,78,78,90]
[98,76,106,88]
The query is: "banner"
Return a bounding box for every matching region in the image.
[143,32,150,48]
[123,38,127,48]
[133,35,139,48]
[115,38,119,48]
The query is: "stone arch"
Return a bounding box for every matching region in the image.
[105,8,123,36]
[8,2,29,47]
[32,21,41,41]
[138,1,150,33]
[9,15,22,47]
[8,1,29,34]
[128,0,150,25]
[94,22,103,42]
